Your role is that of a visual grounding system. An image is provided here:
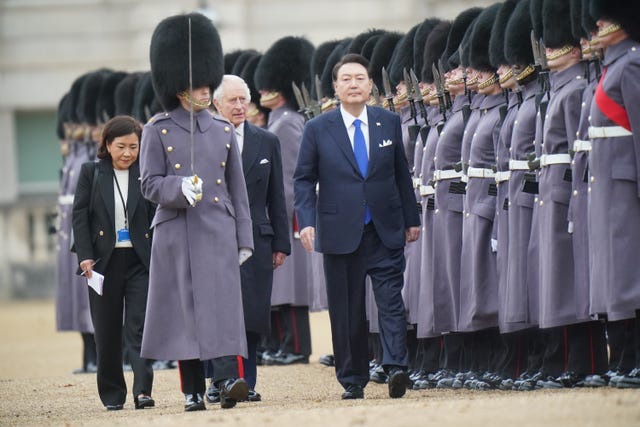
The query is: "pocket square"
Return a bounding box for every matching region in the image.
[378,139,393,148]
[259,158,270,164]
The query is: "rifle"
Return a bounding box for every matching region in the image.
[382,67,395,113]
[432,63,448,122]
[291,82,312,122]
[410,69,428,126]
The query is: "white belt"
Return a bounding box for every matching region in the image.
[433,169,463,181]
[467,167,496,179]
[494,171,511,183]
[539,153,571,167]
[420,184,435,196]
[509,160,530,170]
[588,126,632,139]
[58,194,75,205]
[573,139,592,152]
[412,177,422,189]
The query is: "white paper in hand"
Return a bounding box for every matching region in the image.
[87,271,104,296]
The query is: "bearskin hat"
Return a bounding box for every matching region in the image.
[254,36,315,104]
[590,0,640,42]
[506,0,535,66]
[347,29,387,55]
[369,32,403,92]
[543,0,580,48]
[470,3,502,71]
[224,50,243,75]
[389,24,420,87]
[76,69,109,126]
[319,38,352,99]
[114,72,142,116]
[422,21,451,83]
[310,40,341,98]
[490,0,517,68]
[150,13,223,111]
[443,7,483,71]
[231,50,260,77]
[413,18,442,81]
[95,71,127,124]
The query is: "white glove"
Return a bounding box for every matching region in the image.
[239,248,253,266]
[181,176,204,206]
[491,238,498,253]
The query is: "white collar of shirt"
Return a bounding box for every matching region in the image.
[339,105,369,154]
[235,122,244,153]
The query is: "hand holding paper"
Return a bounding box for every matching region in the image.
[86,271,104,296]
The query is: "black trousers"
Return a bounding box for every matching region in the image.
[496,329,531,379]
[80,332,97,368]
[185,356,242,395]
[273,305,312,355]
[203,332,259,390]
[87,248,153,406]
[414,337,441,374]
[323,223,408,389]
[607,319,635,372]
[441,333,464,372]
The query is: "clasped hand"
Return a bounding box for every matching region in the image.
[181,176,204,206]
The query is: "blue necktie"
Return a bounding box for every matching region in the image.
[353,119,371,224]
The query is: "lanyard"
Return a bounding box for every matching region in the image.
[113,171,128,229]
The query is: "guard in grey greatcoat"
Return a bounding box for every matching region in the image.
[588,0,640,387]
[140,13,253,410]
[255,36,315,364]
[535,0,607,387]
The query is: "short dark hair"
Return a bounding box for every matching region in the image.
[97,115,143,160]
[332,53,371,82]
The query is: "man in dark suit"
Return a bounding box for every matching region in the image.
[294,54,421,399]
[204,75,291,402]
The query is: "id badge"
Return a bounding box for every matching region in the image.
[117,228,131,242]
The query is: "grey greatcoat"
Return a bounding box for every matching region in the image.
[538,63,588,329]
[505,79,539,326]
[56,140,94,333]
[139,107,253,361]
[431,95,468,333]
[267,105,310,307]
[417,107,444,339]
[240,121,291,333]
[458,94,503,332]
[588,39,640,320]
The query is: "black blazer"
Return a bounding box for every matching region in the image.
[72,159,155,275]
[240,121,291,333]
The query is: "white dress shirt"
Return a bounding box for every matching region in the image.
[235,123,244,154]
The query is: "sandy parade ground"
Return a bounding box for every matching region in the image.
[1,299,639,427]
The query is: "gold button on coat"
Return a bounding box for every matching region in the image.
[145,233,150,239]
[161,129,168,135]
[167,146,173,152]
[99,230,104,236]
[220,161,226,167]
[175,163,181,169]
[216,179,222,185]
[224,126,230,132]
[226,143,231,149]
[214,197,219,203]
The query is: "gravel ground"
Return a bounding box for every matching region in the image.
[1,300,639,427]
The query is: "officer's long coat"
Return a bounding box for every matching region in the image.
[505,79,539,326]
[458,94,503,332]
[56,140,94,333]
[268,105,310,307]
[588,38,640,320]
[538,63,588,329]
[139,107,253,360]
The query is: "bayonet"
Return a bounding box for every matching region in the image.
[381,67,395,113]
[370,83,381,106]
[403,68,418,124]
[302,82,320,118]
[314,74,324,103]
[410,69,428,124]
[530,30,541,68]
[437,59,452,110]
[432,63,447,121]
[291,82,311,121]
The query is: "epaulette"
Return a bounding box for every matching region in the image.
[147,111,171,125]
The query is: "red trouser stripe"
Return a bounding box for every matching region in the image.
[237,355,245,379]
[178,360,185,393]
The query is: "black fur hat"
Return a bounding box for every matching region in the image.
[114,72,142,116]
[150,13,223,111]
[454,18,478,69]
[490,0,517,68]
[361,34,383,61]
[369,32,403,92]
[347,29,387,55]
[96,71,127,124]
[422,21,451,83]
[224,50,243,75]
[470,3,502,71]
[581,0,598,37]
[543,0,580,48]
[570,0,587,40]
[413,18,442,81]
[310,40,341,98]
[389,24,419,86]
[590,0,640,42]
[240,54,263,105]
[320,38,352,98]
[231,50,260,77]
[67,73,88,123]
[530,0,544,39]
[132,72,156,123]
[76,69,108,125]
[506,0,535,66]
[254,36,315,104]
[56,93,69,139]
[443,7,483,71]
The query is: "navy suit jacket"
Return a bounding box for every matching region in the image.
[294,106,420,254]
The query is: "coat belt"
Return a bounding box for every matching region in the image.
[494,171,511,183]
[539,153,571,167]
[588,125,632,139]
[572,139,592,152]
[467,167,496,179]
[509,159,530,170]
[420,184,435,196]
[433,169,463,181]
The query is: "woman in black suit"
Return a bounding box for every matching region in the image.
[72,115,155,410]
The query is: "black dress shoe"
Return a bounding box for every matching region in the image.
[246,390,262,402]
[134,395,155,409]
[319,354,335,367]
[388,369,411,398]
[205,381,221,403]
[557,371,585,388]
[273,352,309,365]
[219,378,249,409]
[184,393,205,412]
[341,384,364,400]
[614,368,640,389]
[105,404,124,411]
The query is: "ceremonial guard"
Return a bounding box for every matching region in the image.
[140,13,253,410]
